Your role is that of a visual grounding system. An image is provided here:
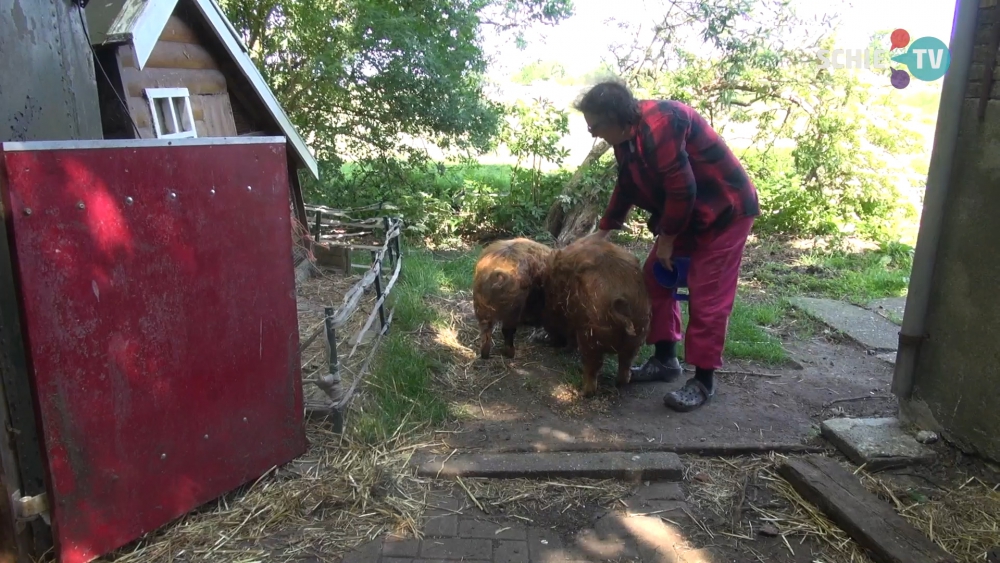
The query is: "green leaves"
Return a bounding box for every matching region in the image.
[218,0,573,201]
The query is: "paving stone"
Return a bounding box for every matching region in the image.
[425,492,467,515]
[413,451,684,481]
[527,528,565,562]
[341,537,383,563]
[633,482,685,501]
[494,540,530,563]
[419,538,493,560]
[622,497,689,516]
[423,513,458,537]
[789,296,899,350]
[876,352,897,366]
[384,560,490,563]
[626,482,688,513]
[626,514,709,563]
[383,535,421,557]
[458,518,527,540]
[821,417,936,470]
[574,513,640,559]
[866,296,906,324]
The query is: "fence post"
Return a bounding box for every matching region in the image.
[314,209,323,240]
[323,306,344,433]
[370,251,388,334]
[393,218,402,260]
[382,216,394,269]
[324,306,340,382]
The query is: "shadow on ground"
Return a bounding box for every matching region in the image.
[429,292,896,455]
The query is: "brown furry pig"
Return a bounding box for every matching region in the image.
[542,235,651,397]
[472,238,552,359]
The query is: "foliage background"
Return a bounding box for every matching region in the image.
[219,0,936,251]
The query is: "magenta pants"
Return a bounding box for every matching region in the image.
[642,216,754,370]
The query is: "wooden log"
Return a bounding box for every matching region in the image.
[121,66,229,97]
[120,40,219,71]
[777,455,954,563]
[158,16,201,45]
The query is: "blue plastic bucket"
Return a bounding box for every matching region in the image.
[652,257,691,301]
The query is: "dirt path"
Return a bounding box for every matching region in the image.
[432,292,896,455]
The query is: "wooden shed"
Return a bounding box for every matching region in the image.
[84,0,317,263]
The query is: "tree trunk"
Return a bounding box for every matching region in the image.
[545,140,613,247]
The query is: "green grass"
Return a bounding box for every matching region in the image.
[353,249,474,444]
[589,296,787,378]
[357,236,919,439]
[753,247,911,305]
[725,298,787,363]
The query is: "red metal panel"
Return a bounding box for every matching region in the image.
[0,140,308,563]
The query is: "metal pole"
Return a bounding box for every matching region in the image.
[891,0,978,399]
[324,306,339,383]
[392,218,401,261]
[371,252,387,333]
[383,216,394,269]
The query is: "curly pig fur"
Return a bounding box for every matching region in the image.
[472,238,552,359]
[543,235,651,397]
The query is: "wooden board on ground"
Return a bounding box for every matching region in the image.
[777,455,954,563]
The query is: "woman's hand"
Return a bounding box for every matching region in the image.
[656,234,675,270]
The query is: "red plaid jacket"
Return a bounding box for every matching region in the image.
[597,100,760,238]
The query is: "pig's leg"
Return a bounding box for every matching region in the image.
[500,323,517,358]
[616,344,639,387]
[479,319,494,359]
[580,347,603,398]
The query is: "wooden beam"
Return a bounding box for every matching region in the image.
[156,15,201,45]
[121,66,229,97]
[777,455,954,563]
[120,41,220,72]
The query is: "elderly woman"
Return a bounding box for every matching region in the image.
[577,80,760,412]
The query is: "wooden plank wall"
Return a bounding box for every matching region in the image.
[117,14,238,139]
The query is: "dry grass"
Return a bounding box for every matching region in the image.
[105,424,447,563]
[758,465,875,563]
[682,455,875,563]
[859,473,1000,563]
[684,453,1000,563]
[459,477,635,524]
[414,291,616,418]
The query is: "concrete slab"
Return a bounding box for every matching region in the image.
[867,296,907,325]
[412,451,684,481]
[789,297,899,351]
[821,417,935,470]
[876,352,897,366]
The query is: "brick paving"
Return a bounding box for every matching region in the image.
[341,482,711,563]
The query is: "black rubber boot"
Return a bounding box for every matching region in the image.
[663,377,714,412]
[629,356,683,383]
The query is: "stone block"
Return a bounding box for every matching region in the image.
[495,540,530,563]
[458,518,527,539]
[413,451,684,482]
[419,538,493,560]
[821,417,936,470]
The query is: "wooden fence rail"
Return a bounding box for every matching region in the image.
[300,204,403,433]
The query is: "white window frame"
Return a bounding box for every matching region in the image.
[144,87,197,139]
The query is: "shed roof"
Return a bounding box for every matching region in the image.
[86,0,319,180]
